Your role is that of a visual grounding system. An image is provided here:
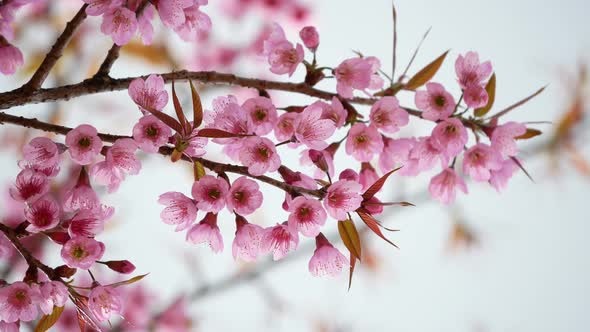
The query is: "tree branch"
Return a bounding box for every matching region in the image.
[22,4,89,91]
[0,111,324,198]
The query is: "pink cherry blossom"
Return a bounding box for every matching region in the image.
[489,158,519,192]
[308,233,347,277]
[287,196,327,237]
[122,285,153,329]
[415,82,456,121]
[38,281,68,315]
[90,138,141,192]
[88,286,123,322]
[0,42,24,75]
[359,162,379,191]
[339,168,360,182]
[428,168,468,205]
[191,175,229,213]
[299,26,319,51]
[314,97,347,128]
[24,195,60,233]
[242,96,278,136]
[226,176,263,216]
[323,180,363,220]
[9,169,50,202]
[157,0,194,28]
[239,136,281,176]
[154,297,191,332]
[128,74,169,113]
[206,95,252,146]
[0,322,19,332]
[65,124,103,165]
[379,137,417,174]
[345,123,384,162]
[408,136,446,174]
[334,56,383,98]
[61,236,105,269]
[136,4,156,45]
[300,148,335,179]
[463,84,488,108]
[369,96,409,133]
[294,104,336,150]
[232,215,264,262]
[431,118,468,159]
[63,169,100,213]
[0,282,41,323]
[132,115,173,153]
[21,137,60,176]
[173,3,212,42]
[268,40,304,76]
[462,143,503,181]
[261,223,299,260]
[186,213,224,253]
[158,192,198,231]
[68,208,112,238]
[82,0,123,16]
[490,121,527,157]
[101,7,138,46]
[455,51,492,89]
[274,112,298,141]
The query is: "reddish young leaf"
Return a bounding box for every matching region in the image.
[348,252,356,290]
[490,85,546,119]
[356,209,399,249]
[69,293,102,332]
[143,106,184,135]
[362,166,402,201]
[510,156,534,182]
[172,81,191,136]
[196,128,251,138]
[189,80,204,129]
[338,219,362,260]
[474,73,496,117]
[34,305,64,332]
[515,128,542,140]
[403,50,449,90]
[367,201,415,207]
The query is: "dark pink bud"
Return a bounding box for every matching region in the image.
[299,26,319,50]
[55,265,77,278]
[105,260,136,274]
[46,231,71,245]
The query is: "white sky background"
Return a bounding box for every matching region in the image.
[1,0,590,331]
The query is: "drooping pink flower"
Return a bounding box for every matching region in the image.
[345,123,384,162]
[463,84,488,108]
[205,95,252,146]
[0,282,41,323]
[415,82,456,121]
[430,118,468,159]
[308,233,347,277]
[0,322,19,332]
[359,162,379,191]
[455,51,492,90]
[182,128,209,158]
[63,169,100,213]
[287,196,327,237]
[21,137,60,177]
[262,23,287,55]
[274,112,298,141]
[82,0,123,16]
[462,143,503,181]
[65,124,103,165]
[232,215,264,262]
[428,168,468,205]
[122,285,153,329]
[242,96,278,136]
[132,114,173,153]
[226,176,263,216]
[299,26,319,51]
[101,7,138,46]
[369,96,409,134]
[294,104,336,150]
[90,138,141,192]
[261,223,299,260]
[136,3,156,45]
[490,121,527,157]
[338,168,360,182]
[268,40,304,77]
[154,297,191,332]
[300,148,335,179]
[0,42,24,75]
[88,286,123,322]
[239,137,281,176]
[68,208,112,238]
[186,213,223,253]
[24,195,60,233]
[489,158,519,192]
[9,169,49,202]
[379,137,417,174]
[158,192,198,231]
[334,56,384,98]
[408,136,446,174]
[323,180,363,220]
[128,74,169,113]
[173,3,212,42]
[191,175,229,213]
[38,281,68,315]
[61,236,105,269]
[156,0,194,28]
[314,97,347,128]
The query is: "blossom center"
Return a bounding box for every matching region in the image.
[254,108,267,121]
[434,95,446,107]
[146,125,159,137]
[78,137,91,148]
[72,246,88,259]
[208,189,221,200]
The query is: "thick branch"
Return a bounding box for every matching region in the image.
[23,4,89,91]
[0,111,324,198]
[0,223,56,280]
[0,71,384,111]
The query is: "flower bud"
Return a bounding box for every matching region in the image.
[104,260,136,274]
[299,26,319,51]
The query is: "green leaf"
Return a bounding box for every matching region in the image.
[34,305,65,332]
[474,73,496,117]
[356,209,399,249]
[338,219,362,260]
[404,50,449,91]
[491,85,546,119]
[194,161,206,180]
[189,80,204,129]
[107,273,148,288]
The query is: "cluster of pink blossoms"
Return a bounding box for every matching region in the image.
[0,0,35,75]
